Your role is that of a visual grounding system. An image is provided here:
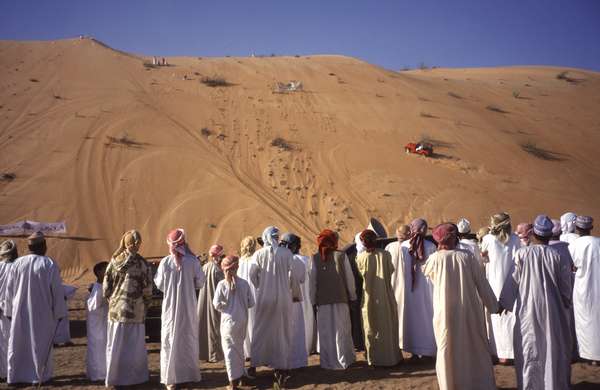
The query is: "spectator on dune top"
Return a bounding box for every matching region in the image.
[424,223,501,390]
[155,229,206,389]
[198,244,226,362]
[6,232,67,385]
[500,215,572,389]
[568,215,600,365]
[356,229,402,367]
[103,230,153,387]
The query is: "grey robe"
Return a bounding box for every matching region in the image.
[500,245,572,390]
[197,260,224,362]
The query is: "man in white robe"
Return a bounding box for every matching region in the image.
[481,212,520,363]
[500,215,572,388]
[281,233,312,367]
[385,225,411,353]
[456,218,485,267]
[0,240,18,380]
[560,212,579,244]
[249,226,296,385]
[569,215,600,364]
[5,232,68,385]
[399,218,437,358]
[424,223,501,390]
[155,229,206,388]
[236,236,257,362]
[311,229,357,370]
[86,261,108,382]
[214,256,255,389]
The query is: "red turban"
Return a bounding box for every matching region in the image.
[167,228,186,269]
[432,223,459,250]
[317,229,338,261]
[359,229,378,253]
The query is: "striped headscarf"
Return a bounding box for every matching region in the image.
[489,213,512,244]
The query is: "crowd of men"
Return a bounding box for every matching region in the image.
[0,210,598,390]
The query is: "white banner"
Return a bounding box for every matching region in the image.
[0,220,67,235]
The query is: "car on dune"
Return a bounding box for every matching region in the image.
[405,141,433,157]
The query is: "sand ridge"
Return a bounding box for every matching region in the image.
[1,38,600,279]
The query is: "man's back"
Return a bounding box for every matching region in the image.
[6,254,67,384]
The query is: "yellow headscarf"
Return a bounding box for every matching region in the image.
[240,236,257,258]
[112,230,142,259]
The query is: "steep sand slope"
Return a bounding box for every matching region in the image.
[1,38,599,277]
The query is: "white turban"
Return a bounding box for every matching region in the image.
[457,218,471,234]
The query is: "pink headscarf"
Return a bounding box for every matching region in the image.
[209,244,225,262]
[167,228,187,269]
[432,223,459,250]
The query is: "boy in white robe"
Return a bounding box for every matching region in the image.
[0,240,18,380]
[214,256,255,390]
[86,261,108,381]
[155,229,205,388]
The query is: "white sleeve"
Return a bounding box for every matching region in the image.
[86,284,106,312]
[249,254,261,289]
[153,258,167,292]
[212,282,229,312]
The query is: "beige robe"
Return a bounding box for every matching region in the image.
[356,249,402,366]
[197,260,224,362]
[423,249,499,390]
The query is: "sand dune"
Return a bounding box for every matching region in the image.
[1,38,599,278]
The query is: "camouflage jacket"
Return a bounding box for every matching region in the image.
[103,252,153,323]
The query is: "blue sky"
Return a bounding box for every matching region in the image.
[1,0,599,71]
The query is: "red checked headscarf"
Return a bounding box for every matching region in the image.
[167,228,187,269]
[317,229,338,261]
[432,223,459,250]
[359,229,378,253]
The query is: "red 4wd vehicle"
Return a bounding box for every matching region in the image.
[405,142,433,157]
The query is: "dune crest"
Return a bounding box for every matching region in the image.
[1,38,599,276]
